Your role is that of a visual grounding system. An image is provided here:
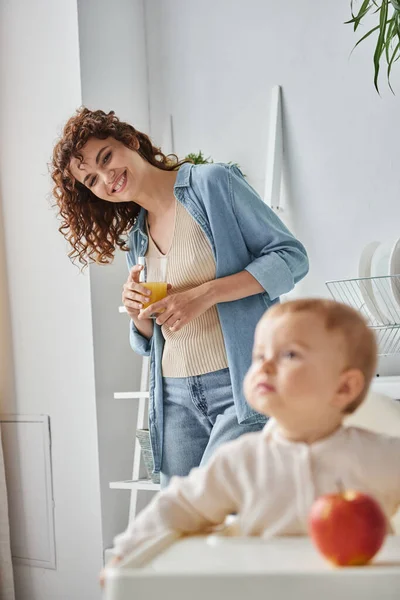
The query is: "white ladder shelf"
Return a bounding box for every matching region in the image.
[109,311,160,520]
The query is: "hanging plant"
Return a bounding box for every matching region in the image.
[346,0,400,93]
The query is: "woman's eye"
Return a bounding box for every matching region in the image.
[103,152,111,164]
[89,176,97,187]
[282,351,297,360]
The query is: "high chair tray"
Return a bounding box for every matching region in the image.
[104,533,400,600]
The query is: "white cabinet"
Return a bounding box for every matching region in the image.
[0,415,56,569]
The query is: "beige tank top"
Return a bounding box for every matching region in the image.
[146,200,228,377]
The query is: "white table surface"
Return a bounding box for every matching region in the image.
[146,533,400,573]
[104,534,400,600]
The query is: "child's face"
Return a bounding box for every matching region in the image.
[244,311,356,423]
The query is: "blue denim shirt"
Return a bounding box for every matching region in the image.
[126,163,309,472]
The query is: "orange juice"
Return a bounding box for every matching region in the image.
[142,282,168,309]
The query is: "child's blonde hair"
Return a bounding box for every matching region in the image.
[264,298,377,414]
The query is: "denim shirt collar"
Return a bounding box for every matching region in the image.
[174,162,192,188]
[131,207,146,234]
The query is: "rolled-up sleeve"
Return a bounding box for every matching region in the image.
[229,165,309,301]
[129,319,151,356]
[126,250,152,356]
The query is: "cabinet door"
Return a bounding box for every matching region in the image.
[0,415,56,569]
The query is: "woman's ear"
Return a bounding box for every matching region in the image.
[332,369,365,412]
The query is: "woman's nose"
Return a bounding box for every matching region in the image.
[102,169,115,187]
[98,170,115,187]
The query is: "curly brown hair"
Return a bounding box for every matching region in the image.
[50,107,186,268]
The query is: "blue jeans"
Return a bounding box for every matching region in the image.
[160,368,267,488]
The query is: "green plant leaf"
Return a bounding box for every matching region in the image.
[395,10,400,39]
[373,0,389,92]
[345,0,373,30]
[385,17,396,63]
[185,152,244,175]
[352,24,381,52]
[387,40,400,91]
[185,151,214,165]
[347,0,400,91]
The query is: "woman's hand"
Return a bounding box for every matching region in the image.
[122,265,153,320]
[138,286,213,332]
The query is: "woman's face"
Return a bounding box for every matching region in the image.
[69,136,147,203]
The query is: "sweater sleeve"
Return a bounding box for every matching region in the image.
[112,439,245,558]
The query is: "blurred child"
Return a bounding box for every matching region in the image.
[107,299,400,566]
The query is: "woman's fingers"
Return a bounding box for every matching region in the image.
[140,298,168,320]
[122,282,151,308]
[154,309,170,325]
[154,310,183,331]
[125,280,151,297]
[125,299,144,311]
[134,285,151,298]
[129,264,144,283]
[167,318,182,332]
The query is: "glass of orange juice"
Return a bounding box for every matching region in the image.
[138,256,168,316]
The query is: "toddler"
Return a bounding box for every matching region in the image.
[109,299,400,562]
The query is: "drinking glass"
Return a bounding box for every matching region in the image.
[138,256,168,315]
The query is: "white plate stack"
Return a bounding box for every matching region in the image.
[358,238,400,326]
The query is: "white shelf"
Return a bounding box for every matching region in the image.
[110,479,160,491]
[114,391,150,400]
[119,306,127,313]
[371,376,400,398]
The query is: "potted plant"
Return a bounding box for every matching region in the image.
[346,1,400,92]
[185,150,214,165]
[185,151,244,174]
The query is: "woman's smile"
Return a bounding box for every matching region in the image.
[112,170,128,194]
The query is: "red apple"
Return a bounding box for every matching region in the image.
[308,490,387,566]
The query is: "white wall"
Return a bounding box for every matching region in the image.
[145,0,400,374]
[0,1,103,599]
[0,194,16,426]
[1,6,399,599]
[77,0,149,550]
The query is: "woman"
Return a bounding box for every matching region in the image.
[51,107,309,487]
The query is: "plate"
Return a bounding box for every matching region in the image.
[389,238,400,310]
[358,241,386,324]
[370,239,400,323]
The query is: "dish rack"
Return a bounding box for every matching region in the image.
[325,275,400,356]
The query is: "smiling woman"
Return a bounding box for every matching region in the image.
[50,106,309,493]
[51,107,186,266]
[70,139,148,201]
